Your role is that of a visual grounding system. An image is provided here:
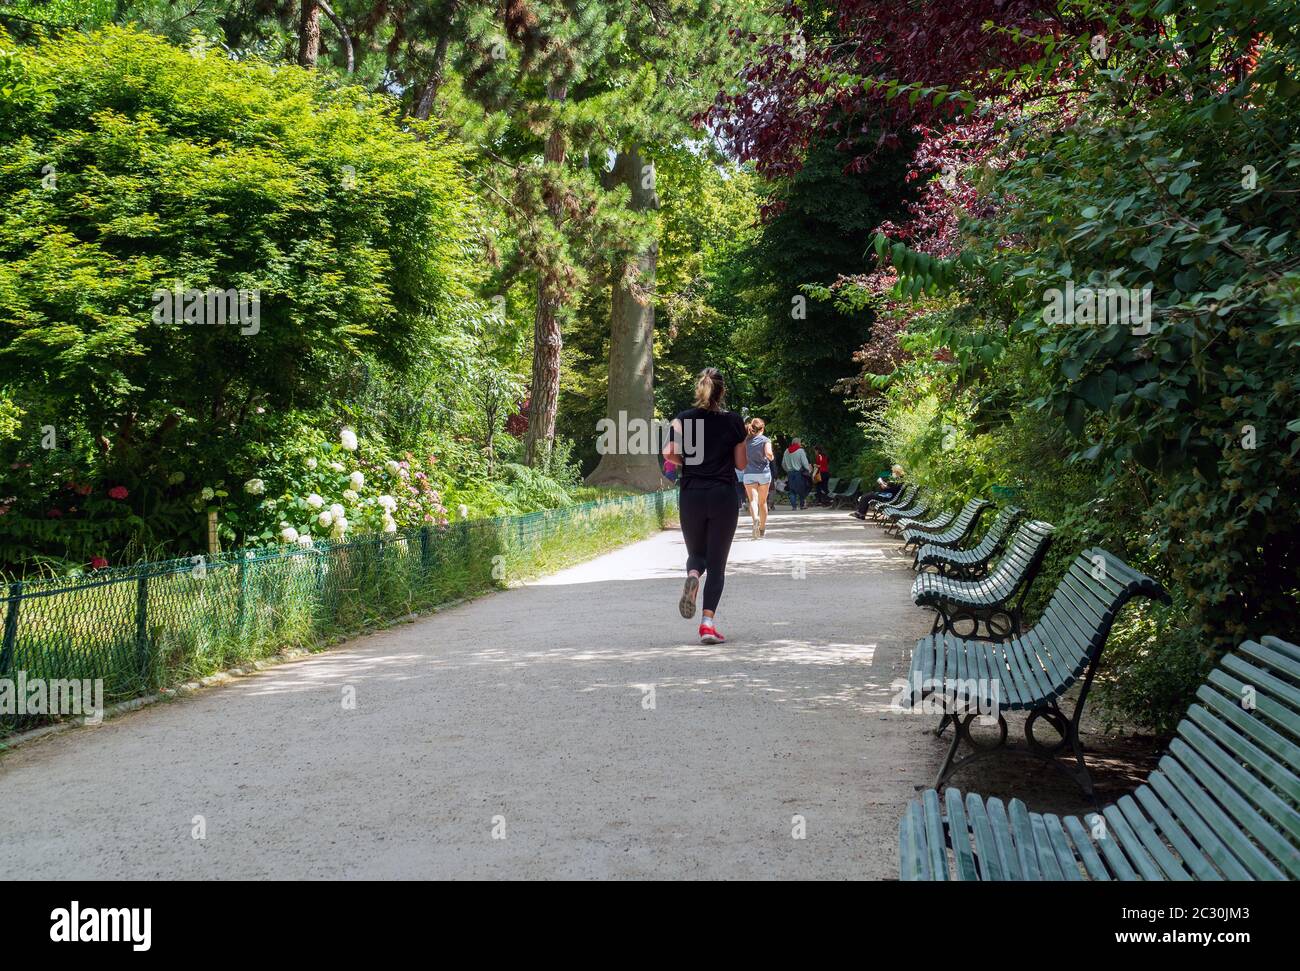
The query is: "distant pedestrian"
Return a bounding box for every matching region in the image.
[742,418,774,539]
[782,437,812,510]
[814,446,830,502]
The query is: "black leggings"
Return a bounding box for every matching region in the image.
[680,482,739,613]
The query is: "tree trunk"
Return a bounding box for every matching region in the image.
[298,0,321,68]
[413,30,453,120]
[586,145,664,491]
[524,80,568,467]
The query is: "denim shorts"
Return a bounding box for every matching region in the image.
[742,472,772,485]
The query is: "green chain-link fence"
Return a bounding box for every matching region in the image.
[0,489,678,733]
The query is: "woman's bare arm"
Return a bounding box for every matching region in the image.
[662,419,683,466]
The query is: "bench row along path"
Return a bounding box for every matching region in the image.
[0,507,939,879]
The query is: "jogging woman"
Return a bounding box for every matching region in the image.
[742,418,774,540]
[662,367,747,645]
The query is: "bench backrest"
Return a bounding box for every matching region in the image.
[984,520,1055,602]
[949,497,990,533]
[970,505,1023,557]
[886,482,918,509]
[1156,636,1300,878]
[1028,548,1169,674]
[889,487,930,518]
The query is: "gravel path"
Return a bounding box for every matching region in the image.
[0,507,944,879]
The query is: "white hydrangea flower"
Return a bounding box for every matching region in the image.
[296,532,314,549]
[385,459,401,475]
[349,471,365,490]
[458,504,469,519]
[343,489,359,502]
[329,461,345,472]
[306,457,318,470]
[168,471,186,485]
[279,526,299,544]
[331,517,348,539]
[244,478,265,495]
[317,509,334,528]
[340,427,358,451]
[382,513,397,533]
[378,495,397,512]
[329,503,345,520]
[201,487,215,501]
[306,493,324,510]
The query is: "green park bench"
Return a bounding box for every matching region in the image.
[903,498,991,556]
[866,482,917,521]
[828,477,860,508]
[901,548,1169,795]
[916,506,1024,579]
[881,489,934,535]
[911,520,1055,641]
[899,635,1300,880]
[896,505,960,544]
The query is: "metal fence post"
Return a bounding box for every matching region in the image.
[135,574,150,680]
[237,556,249,632]
[1,581,22,676]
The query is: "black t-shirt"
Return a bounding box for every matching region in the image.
[671,407,746,489]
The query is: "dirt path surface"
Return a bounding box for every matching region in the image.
[0,507,1133,879]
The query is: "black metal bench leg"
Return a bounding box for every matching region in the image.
[935,713,952,737]
[933,715,966,790]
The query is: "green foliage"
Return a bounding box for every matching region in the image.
[0,26,485,569]
[744,131,919,458]
[857,0,1300,729]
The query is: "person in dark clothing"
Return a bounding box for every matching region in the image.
[662,367,748,645]
[851,464,905,519]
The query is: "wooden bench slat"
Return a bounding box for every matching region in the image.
[1146,769,1253,880]
[1063,814,1114,880]
[1041,814,1085,880]
[985,798,1022,880]
[945,787,980,880]
[1116,794,1193,880]
[1187,692,1300,805]
[1132,784,1222,881]
[1101,804,1165,880]
[922,788,949,879]
[1008,799,1042,880]
[964,792,1006,880]
[1163,741,1291,879]
[1175,718,1300,857]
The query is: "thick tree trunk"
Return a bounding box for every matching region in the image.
[586,146,664,491]
[298,0,321,68]
[524,81,569,467]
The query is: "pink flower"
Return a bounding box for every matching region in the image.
[90,556,109,570]
[108,486,129,500]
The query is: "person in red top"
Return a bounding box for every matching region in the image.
[814,446,830,502]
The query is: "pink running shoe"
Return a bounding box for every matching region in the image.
[699,622,725,645]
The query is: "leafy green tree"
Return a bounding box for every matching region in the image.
[0,25,480,562]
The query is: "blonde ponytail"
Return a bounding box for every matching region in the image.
[692,367,726,410]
